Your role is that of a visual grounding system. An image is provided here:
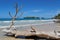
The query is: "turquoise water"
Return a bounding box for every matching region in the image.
[0,18,51,21]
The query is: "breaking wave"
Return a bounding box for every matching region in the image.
[0,20,54,28]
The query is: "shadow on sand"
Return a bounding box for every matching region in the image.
[4,34,58,40]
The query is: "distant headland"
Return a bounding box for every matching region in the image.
[0,16,52,21]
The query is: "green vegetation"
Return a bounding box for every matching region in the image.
[54,13,60,19]
[24,16,40,19]
[41,17,45,19]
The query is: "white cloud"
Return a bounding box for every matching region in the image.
[24,9,42,14]
[56,10,60,13]
[32,10,41,12]
[55,10,60,15]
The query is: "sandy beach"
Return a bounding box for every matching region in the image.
[1,0,60,40]
[0,28,34,40]
[0,20,60,40]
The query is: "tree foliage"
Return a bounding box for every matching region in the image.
[54,13,60,19]
[24,16,40,19]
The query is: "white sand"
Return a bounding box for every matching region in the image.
[0,22,60,40]
[0,28,34,40]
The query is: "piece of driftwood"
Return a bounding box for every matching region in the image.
[6,26,59,39]
[9,3,23,29]
[2,3,24,36]
[4,26,60,40]
[11,30,58,39]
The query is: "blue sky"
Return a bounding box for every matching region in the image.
[0,0,60,18]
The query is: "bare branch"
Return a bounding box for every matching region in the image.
[9,11,12,17]
[10,20,14,28]
[14,3,18,17]
[31,26,36,32]
[18,4,22,12]
[9,3,23,29]
[20,11,24,17]
[14,3,23,17]
[17,11,24,18]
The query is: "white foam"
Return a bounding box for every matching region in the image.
[0,20,54,28]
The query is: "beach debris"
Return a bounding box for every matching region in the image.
[2,3,23,36]
[53,19,60,23]
[9,3,23,29]
[30,26,36,33]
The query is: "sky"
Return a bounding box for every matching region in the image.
[0,0,60,18]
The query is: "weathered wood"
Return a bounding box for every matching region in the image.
[9,3,23,29]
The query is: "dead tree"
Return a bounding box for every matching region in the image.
[9,3,23,29]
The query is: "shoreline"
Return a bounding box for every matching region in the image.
[0,20,60,40]
[0,19,54,28]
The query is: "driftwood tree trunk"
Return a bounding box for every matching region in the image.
[9,3,23,28]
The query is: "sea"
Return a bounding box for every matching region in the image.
[0,18,57,31]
